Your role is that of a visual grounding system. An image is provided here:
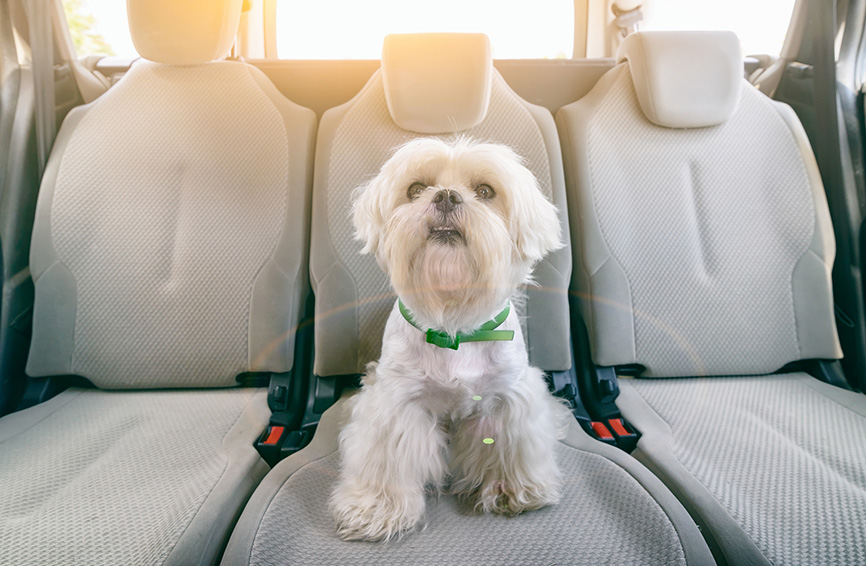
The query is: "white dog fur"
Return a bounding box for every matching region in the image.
[330,137,570,542]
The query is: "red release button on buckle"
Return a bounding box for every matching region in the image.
[608,418,636,438]
[263,426,285,446]
[590,421,614,440]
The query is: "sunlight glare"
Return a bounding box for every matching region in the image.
[276,0,574,59]
[642,0,796,56]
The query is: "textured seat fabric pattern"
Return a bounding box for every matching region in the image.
[0,388,270,566]
[222,397,715,566]
[557,65,840,377]
[558,33,861,565]
[248,449,685,566]
[27,60,315,388]
[9,1,315,563]
[619,374,866,566]
[311,70,571,376]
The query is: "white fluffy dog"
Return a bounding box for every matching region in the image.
[330,137,569,542]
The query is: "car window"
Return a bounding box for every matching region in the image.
[275,0,574,59]
[61,0,794,61]
[62,0,138,57]
[641,0,797,56]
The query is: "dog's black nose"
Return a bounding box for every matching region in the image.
[433,189,463,213]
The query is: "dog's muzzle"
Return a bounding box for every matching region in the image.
[429,224,463,244]
[428,190,464,244]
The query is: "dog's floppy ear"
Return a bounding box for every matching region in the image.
[507,163,564,263]
[352,175,388,256]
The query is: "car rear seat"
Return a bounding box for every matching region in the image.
[0,0,315,564]
[557,30,866,565]
[221,33,714,566]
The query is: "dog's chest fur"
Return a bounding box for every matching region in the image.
[376,300,530,418]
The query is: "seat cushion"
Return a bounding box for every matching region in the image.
[618,373,866,565]
[221,396,714,565]
[0,387,269,566]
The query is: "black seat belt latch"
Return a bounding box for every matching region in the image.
[255,371,311,467]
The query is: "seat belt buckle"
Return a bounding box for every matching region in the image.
[607,417,639,452]
[256,425,287,467]
[585,420,617,445]
[584,418,640,451]
[256,424,312,468]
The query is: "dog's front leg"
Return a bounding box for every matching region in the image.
[450,367,564,515]
[330,380,447,541]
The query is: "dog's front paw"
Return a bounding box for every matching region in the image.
[330,480,426,542]
[475,478,562,516]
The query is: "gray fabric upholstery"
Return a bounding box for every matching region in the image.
[0,388,270,566]
[618,374,866,566]
[558,31,866,565]
[310,68,572,377]
[232,37,715,566]
[9,30,316,566]
[27,59,316,388]
[556,63,840,377]
[221,396,715,566]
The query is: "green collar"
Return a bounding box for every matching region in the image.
[398,300,515,350]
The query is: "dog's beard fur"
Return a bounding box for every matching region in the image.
[382,202,519,336]
[332,137,567,542]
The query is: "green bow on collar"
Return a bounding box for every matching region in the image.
[398,300,515,350]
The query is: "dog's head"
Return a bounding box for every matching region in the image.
[353,137,563,333]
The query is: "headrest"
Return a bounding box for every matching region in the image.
[127,0,243,65]
[617,31,743,128]
[382,33,493,134]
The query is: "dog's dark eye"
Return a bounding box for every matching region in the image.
[407,182,427,200]
[475,184,495,200]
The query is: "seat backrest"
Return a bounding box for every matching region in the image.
[557,30,842,378]
[311,33,571,377]
[26,0,316,388]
